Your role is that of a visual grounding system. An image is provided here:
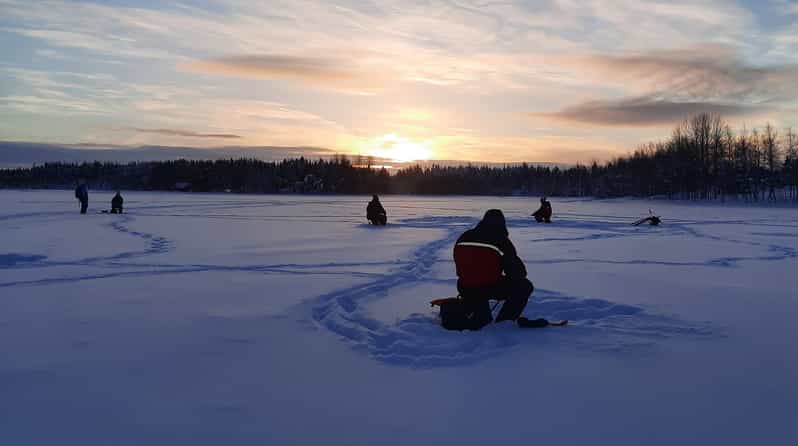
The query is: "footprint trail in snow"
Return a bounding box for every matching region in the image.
[309,216,715,368]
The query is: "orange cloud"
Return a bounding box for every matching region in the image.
[184,54,388,94]
[132,128,242,139]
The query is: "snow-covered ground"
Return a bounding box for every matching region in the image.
[1,190,796,445]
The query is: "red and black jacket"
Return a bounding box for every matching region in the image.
[453,226,526,292]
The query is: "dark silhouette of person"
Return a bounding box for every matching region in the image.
[532,197,552,223]
[453,209,536,327]
[366,195,387,225]
[74,181,88,214]
[632,210,661,226]
[632,215,661,226]
[111,191,124,214]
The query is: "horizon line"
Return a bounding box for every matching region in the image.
[0,140,581,167]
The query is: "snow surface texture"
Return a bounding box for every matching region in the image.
[1,191,797,445]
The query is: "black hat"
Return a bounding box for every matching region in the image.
[477,209,508,237]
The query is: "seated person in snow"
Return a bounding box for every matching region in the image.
[366,195,387,225]
[632,210,661,226]
[532,197,552,223]
[454,209,543,328]
[111,191,124,214]
[632,215,661,226]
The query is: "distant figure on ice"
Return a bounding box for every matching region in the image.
[74,181,88,214]
[532,197,552,223]
[111,191,124,214]
[366,195,387,225]
[451,209,554,329]
[632,210,661,226]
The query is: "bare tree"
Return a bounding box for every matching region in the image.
[709,116,725,198]
[689,114,711,198]
[785,128,797,200]
[749,128,763,200]
[761,124,780,201]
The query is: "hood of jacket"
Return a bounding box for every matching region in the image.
[474,209,508,239]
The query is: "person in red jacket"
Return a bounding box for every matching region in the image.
[453,209,535,326]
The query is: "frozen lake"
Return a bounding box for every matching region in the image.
[1,190,797,445]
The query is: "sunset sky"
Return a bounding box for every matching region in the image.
[1,0,797,163]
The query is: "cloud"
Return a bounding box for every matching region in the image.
[531,45,798,127]
[114,98,348,149]
[0,95,105,115]
[0,140,335,167]
[184,54,388,93]
[132,128,242,139]
[774,0,798,16]
[0,67,128,115]
[530,96,758,127]
[4,27,174,60]
[575,45,798,103]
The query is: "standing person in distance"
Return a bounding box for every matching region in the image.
[367,195,387,225]
[74,180,89,214]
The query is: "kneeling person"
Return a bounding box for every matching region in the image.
[532,197,552,223]
[366,195,387,225]
[111,191,124,214]
[454,209,534,327]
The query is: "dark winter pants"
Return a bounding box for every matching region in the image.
[80,200,88,214]
[460,277,534,322]
[369,215,387,225]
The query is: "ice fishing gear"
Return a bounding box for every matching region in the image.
[431,298,565,330]
[517,317,568,328]
[430,297,492,331]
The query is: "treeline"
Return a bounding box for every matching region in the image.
[1,113,797,200]
[603,114,798,201]
[0,157,391,194]
[394,114,798,200]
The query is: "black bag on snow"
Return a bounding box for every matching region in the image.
[431,297,492,331]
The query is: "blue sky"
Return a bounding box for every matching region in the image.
[1,0,797,163]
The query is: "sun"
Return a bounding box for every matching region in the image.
[367,133,434,163]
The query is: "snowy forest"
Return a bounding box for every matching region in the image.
[2,114,797,201]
